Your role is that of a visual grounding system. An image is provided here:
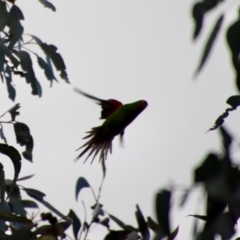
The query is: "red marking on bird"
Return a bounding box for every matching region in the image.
[137,100,148,110]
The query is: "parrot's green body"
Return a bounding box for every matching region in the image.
[74,88,148,163]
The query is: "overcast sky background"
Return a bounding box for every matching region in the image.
[0,0,239,239]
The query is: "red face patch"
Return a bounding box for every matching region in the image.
[138,100,148,110]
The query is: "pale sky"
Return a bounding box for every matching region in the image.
[1,0,239,239]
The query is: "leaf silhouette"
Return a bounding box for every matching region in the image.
[21,200,38,209]
[0,40,19,67]
[10,5,24,21]
[108,214,126,229]
[37,200,67,220]
[146,217,159,232]
[226,16,240,91]
[195,14,224,76]
[219,126,232,158]
[75,177,90,201]
[68,209,81,240]
[13,50,42,97]
[7,103,20,121]
[100,217,110,229]
[179,188,192,207]
[37,56,57,85]
[30,35,68,83]
[188,215,208,221]
[135,205,150,240]
[0,128,7,144]
[0,144,21,186]
[38,0,56,12]
[209,95,240,130]
[167,226,179,240]
[40,43,69,83]
[14,122,34,161]
[203,0,223,11]
[23,188,45,200]
[7,5,24,50]
[155,190,171,237]
[0,163,5,210]
[0,1,8,32]
[5,65,16,101]
[17,174,35,182]
[192,2,205,39]
[24,188,68,219]
[194,153,220,183]
[0,42,5,73]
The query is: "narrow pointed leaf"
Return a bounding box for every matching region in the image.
[23,188,45,200]
[37,199,67,220]
[37,56,56,83]
[147,217,159,232]
[188,214,208,221]
[167,226,179,240]
[155,190,171,236]
[108,214,126,230]
[21,200,38,209]
[0,44,5,72]
[17,174,35,182]
[192,2,204,39]
[38,0,56,11]
[29,34,43,45]
[5,65,16,101]
[68,209,81,240]
[135,205,150,240]
[179,189,191,207]
[40,43,69,83]
[220,127,232,158]
[75,177,90,201]
[0,128,7,144]
[195,14,224,76]
[0,163,5,210]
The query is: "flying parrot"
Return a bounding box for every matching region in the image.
[74,88,148,163]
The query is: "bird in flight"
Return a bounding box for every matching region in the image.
[74,88,148,163]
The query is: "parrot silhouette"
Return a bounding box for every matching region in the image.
[74,88,148,163]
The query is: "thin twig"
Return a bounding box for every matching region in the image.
[82,169,106,240]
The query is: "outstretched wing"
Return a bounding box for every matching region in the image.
[74,87,123,119]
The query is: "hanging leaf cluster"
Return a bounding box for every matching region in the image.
[178,127,240,240]
[0,0,68,101]
[0,173,74,240]
[192,1,240,130]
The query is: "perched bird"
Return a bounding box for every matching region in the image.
[74,88,148,163]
